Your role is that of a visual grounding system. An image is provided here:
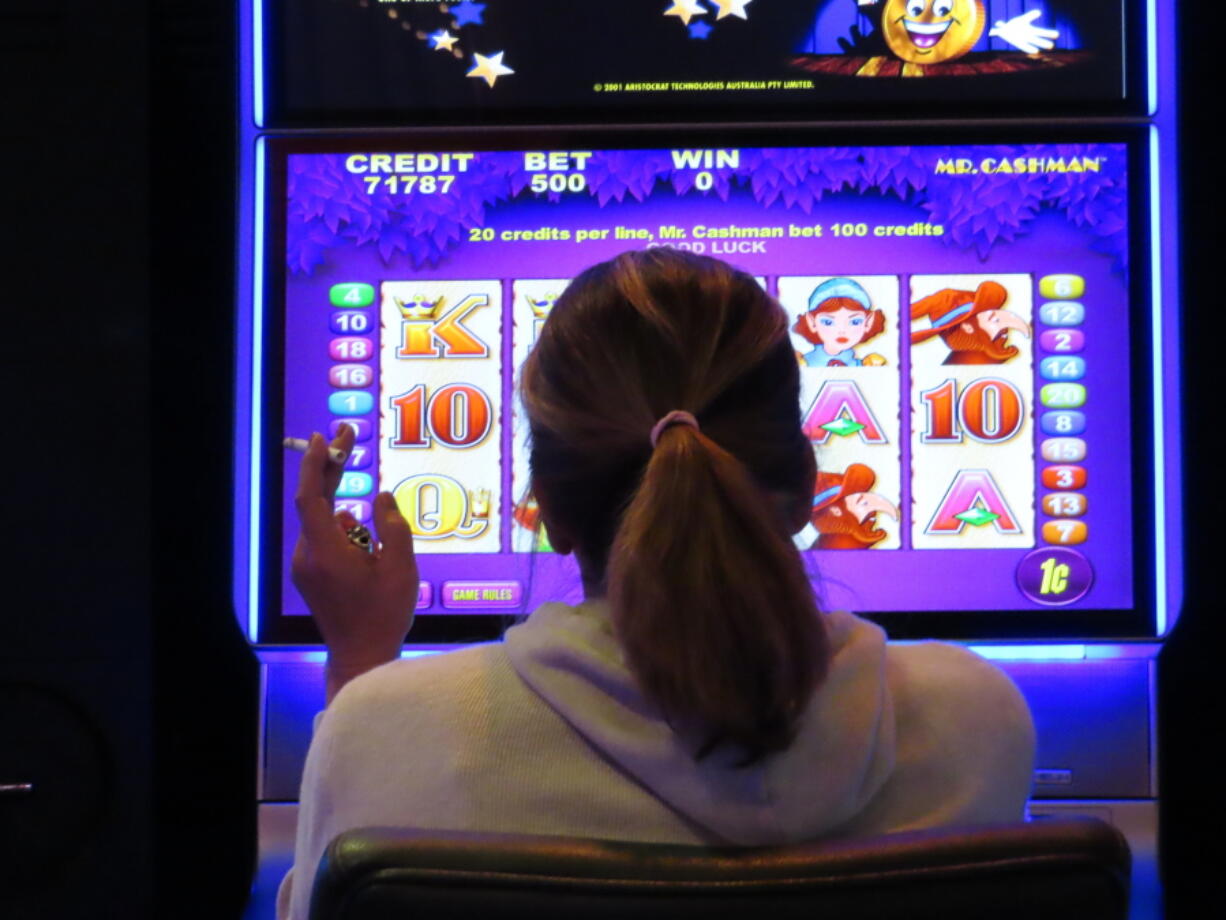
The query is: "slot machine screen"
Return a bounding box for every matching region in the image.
[263,0,1144,125]
[256,131,1155,643]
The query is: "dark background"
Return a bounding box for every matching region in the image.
[0,2,1213,918]
[2,2,255,918]
[268,0,1137,125]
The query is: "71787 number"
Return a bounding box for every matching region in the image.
[363,175,455,195]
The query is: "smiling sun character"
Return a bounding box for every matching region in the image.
[881,0,986,64]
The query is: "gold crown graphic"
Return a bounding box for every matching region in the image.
[469,488,491,519]
[526,293,559,319]
[394,294,446,320]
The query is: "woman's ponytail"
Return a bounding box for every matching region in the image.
[522,249,830,762]
[609,421,826,760]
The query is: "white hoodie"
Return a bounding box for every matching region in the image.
[279,602,1035,920]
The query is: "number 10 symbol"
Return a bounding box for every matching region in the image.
[920,378,1026,444]
[390,383,493,448]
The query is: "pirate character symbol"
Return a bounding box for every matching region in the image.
[810,462,899,549]
[794,277,887,368]
[910,280,1030,365]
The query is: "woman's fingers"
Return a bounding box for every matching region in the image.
[373,492,416,568]
[322,424,357,498]
[295,434,346,550]
[296,426,360,551]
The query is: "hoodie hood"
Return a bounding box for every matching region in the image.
[504,601,896,845]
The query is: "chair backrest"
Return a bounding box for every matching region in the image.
[309,817,1130,920]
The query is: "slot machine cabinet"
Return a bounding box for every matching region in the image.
[236,4,1181,918]
[3,3,154,918]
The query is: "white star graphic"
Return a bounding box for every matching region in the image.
[466,50,514,87]
[663,1,707,27]
[711,0,752,20]
[428,30,459,52]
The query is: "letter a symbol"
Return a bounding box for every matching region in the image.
[925,469,1022,535]
[802,380,887,444]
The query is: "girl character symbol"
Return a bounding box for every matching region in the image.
[794,277,887,368]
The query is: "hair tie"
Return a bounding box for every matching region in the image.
[649,410,700,448]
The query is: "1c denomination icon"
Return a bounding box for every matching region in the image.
[1016,548,1093,605]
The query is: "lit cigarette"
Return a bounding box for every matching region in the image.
[283,437,349,465]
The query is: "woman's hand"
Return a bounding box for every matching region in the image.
[291,428,419,703]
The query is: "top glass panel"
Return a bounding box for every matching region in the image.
[260,0,1145,126]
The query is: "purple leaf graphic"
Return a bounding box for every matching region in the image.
[284,145,1129,276]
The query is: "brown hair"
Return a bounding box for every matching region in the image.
[792,296,886,346]
[521,249,829,761]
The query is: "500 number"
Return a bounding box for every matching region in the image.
[530,173,586,193]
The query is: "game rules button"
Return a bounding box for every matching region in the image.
[442,581,523,610]
[1017,548,1093,606]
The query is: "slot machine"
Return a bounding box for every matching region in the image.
[236,3,1180,917]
